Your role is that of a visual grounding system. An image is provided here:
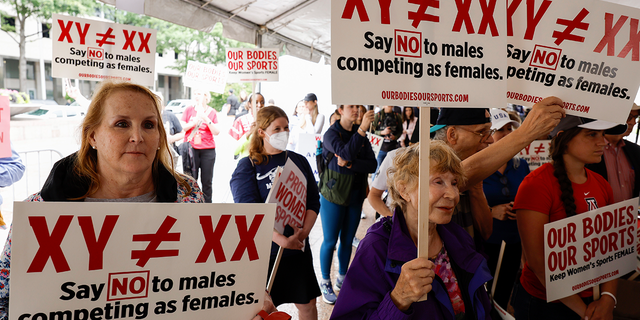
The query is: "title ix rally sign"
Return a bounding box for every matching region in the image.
[10,202,275,320]
[544,198,637,301]
[51,14,157,86]
[332,0,507,107]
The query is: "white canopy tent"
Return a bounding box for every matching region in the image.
[100,0,331,63]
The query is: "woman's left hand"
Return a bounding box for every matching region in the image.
[336,155,352,168]
[584,296,615,320]
[273,225,304,250]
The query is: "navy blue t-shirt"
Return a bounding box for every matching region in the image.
[482,157,530,244]
[230,151,320,256]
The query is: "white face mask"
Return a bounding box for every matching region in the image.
[266,131,289,151]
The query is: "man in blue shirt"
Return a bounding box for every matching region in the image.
[0,145,25,227]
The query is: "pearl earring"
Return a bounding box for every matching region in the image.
[92,146,96,150]
[157,147,160,150]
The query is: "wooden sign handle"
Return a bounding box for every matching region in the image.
[417,106,431,301]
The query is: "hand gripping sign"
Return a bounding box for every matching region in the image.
[544,198,637,301]
[332,0,507,107]
[266,158,307,235]
[52,14,156,86]
[10,202,275,320]
[507,0,640,123]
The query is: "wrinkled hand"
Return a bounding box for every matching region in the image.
[584,295,615,320]
[519,96,565,140]
[381,127,391,135]
[360,110,375,130]
[492,202,516,220]
[336,155,351,168]
[252,291,278,320]
[390,258,435,311]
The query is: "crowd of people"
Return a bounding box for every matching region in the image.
[1,81,639,320]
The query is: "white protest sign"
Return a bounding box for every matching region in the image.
[367,132,384,158]
[332,0,507,107]
[544,198,637,301]
[10,202,275,320]
[519,140,552,171]
[184,61,228,94]
[266,158,307,235]
[508,0,640,123]
[297,133,322,182]
[226,49,279,82]
[51,14,156,86]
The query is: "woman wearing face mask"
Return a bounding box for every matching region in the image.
[230,106,321,320]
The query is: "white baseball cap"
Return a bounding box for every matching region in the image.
[490,108,520,131]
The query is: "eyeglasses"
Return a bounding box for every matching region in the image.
[457,126,496,142]
[500,176,510,197]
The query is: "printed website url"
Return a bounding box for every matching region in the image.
[572,270,619,291]
[78,73,131,81]
[381,90,469,103]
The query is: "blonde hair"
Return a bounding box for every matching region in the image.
[75,81,190,199]
[248,106,289,165]
[387,141,466,212]
[308,101,319,125]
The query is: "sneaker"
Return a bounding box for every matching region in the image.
[335,276,344,292]
[360,211,366,219]
[352,236,361,248]
[320,281,337,304]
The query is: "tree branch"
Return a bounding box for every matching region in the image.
[1,29,19,45]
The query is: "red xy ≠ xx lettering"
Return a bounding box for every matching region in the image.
[131,216,180,267]
[552,8,590,45]
[408,0,440,29]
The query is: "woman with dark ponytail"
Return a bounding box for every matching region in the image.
[512,115,626,320]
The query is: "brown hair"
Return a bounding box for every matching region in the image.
[549,127,583,217]
[248,106,289,165]
[388,141,466,212]
[75,81,190,198]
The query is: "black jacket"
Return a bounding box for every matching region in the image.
[40,153,179,202]
[586,139,640,198]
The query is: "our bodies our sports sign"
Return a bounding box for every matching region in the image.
[51,14,156,86]
[544,198,637,301]
[332,0,507,107]
[10,202,275,320]
[507,0,640,123]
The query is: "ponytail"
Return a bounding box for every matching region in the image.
[549,127,582,217]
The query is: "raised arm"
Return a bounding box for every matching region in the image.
[461,97,565,191]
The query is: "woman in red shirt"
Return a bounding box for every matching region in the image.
[513,115,626,320]
[181,89,220,203]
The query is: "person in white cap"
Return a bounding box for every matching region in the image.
[482,108,530,309]
[586,103,640,202]
[513,115,626,320]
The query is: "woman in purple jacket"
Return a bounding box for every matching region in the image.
[331,141,493,320]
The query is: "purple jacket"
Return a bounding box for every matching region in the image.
[331,209,493,320]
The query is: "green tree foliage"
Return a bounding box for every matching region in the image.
[0,0,97,92]
[103,7,254,110]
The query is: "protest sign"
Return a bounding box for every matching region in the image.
[226,49,279,82]
[10,202,275,320]
[508,0,640,123]
[332,0,507,107]
[544,198,637,301]
[266,158,307,235]
[367,132,383,158]
[51,14,156,86]
[184,61,227,94]
[519,140,551,171]
[296,133,322,182]
[0,96,10,157]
